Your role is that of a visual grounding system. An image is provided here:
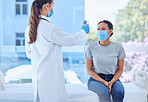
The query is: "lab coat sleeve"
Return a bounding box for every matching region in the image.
[50,25,88,46]
[25,26,31,59]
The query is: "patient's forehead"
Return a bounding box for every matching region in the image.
[98,23,109,29]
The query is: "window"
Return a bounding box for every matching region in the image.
[15,0,27,15]
[16,4,20,14]
[16,39,21,46]
[22,4,27,14]
[15,33,25,46]
[1,0,147,85]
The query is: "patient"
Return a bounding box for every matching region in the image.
[84,20,126,102]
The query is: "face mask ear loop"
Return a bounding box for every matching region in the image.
[109,29,113,37]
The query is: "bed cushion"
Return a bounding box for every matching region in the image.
[0,83,147,102]
[0,71,5,91]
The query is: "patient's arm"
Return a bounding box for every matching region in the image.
[108,59,124,92]
[86,59,109,87]
[110,59,124,83]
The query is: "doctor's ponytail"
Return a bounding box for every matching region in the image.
[28,0,52,44]
[28,0,40,44]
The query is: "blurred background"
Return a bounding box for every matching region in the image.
[0,0,148,84]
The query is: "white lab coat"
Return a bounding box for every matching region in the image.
[25,15,87,102]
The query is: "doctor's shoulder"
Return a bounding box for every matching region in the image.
[49,23,64,32]
[39,19,60,31]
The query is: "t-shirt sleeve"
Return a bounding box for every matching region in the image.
[84,45,93,60]
[118,45,126,60]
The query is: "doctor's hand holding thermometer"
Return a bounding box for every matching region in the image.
[82,20,90,34]
[25,0,89,102]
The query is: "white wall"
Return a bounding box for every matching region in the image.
[85,0,130,29]
[0,0,3,46]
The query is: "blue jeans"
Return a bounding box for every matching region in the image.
[87,74,124,102]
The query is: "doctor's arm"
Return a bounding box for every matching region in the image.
[25,26,31,59]
[50,25,88,46]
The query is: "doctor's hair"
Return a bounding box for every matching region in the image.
[98,20,114,37]
[28,0,53,44]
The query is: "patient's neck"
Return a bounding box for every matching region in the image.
[99,38,111,46]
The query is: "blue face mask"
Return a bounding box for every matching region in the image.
[96,31,108,41]
[48,10,54,17]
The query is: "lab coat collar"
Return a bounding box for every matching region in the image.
[40,15,51,22]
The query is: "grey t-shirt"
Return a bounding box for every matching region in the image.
[84,41,126,75]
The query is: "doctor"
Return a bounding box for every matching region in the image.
[25,0,89,102]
